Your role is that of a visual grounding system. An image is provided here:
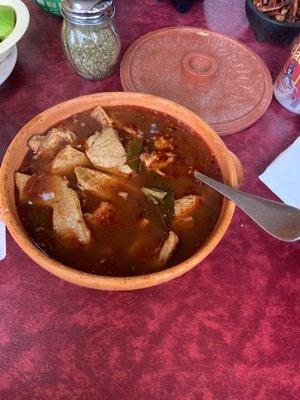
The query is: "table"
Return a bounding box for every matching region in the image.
[0,1,299,399]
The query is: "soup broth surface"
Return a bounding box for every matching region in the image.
[16,106,223,276]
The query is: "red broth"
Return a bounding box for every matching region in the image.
[16,106,223,276]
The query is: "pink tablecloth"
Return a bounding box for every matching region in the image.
[0,1,299,399]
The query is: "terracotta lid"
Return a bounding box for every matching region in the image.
[120,27,273,136]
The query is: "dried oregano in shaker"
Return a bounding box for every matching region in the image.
[61,0,121,80]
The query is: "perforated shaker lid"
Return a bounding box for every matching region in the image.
[120,27,273,136]
[61,0,114,25]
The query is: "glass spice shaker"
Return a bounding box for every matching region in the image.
[61,0,121,80]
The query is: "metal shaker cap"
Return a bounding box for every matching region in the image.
[61,0,115,25]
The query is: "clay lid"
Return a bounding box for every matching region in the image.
[120,27,273,136]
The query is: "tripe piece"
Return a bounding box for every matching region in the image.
[86,127,127,169]
[51,145,90,174]
[118,192,128,200]
[114,120,139,136]
[173,216,194,230]
[154,136,174,151]
[85,201,118,227]
[84,132,101,150]
[140,151,175,176]
[50,176,91,244]
[15,172,31,201]
[85,128,134,177]
[109,165,134,178]
[28,128,76,158]
[174,195,201,219]
[91,106,113,127]
[138,217,150,229]
[158,231,179,265]
[27,136,43,153]
[15,173,91,244]
[172,195,201,230]
[75,166,130,202]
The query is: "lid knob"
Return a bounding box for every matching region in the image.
[182,53,217,84]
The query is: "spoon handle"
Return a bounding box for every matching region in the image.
[194,171,300,242]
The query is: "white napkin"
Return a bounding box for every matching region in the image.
[0,221,6,261]
[259,137,300,209]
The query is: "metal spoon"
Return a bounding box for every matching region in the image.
[194,171,300,242]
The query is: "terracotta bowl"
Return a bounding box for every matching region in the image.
[0,92,243,291]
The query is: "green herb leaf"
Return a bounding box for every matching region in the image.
[160,190,174,227]
[141,186,174,228]
[141,187,168,202]
[126,136,144,172]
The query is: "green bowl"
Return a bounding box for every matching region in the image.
[32,0,61,16]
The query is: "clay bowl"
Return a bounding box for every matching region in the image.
[0,92,243,291]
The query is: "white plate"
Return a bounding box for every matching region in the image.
[0,44,17,85]
[0,0,29,62]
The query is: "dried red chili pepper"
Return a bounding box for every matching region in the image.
[252,0,299,22]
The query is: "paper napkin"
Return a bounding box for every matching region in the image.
[259,137,300,209]
[0,221,6,261]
